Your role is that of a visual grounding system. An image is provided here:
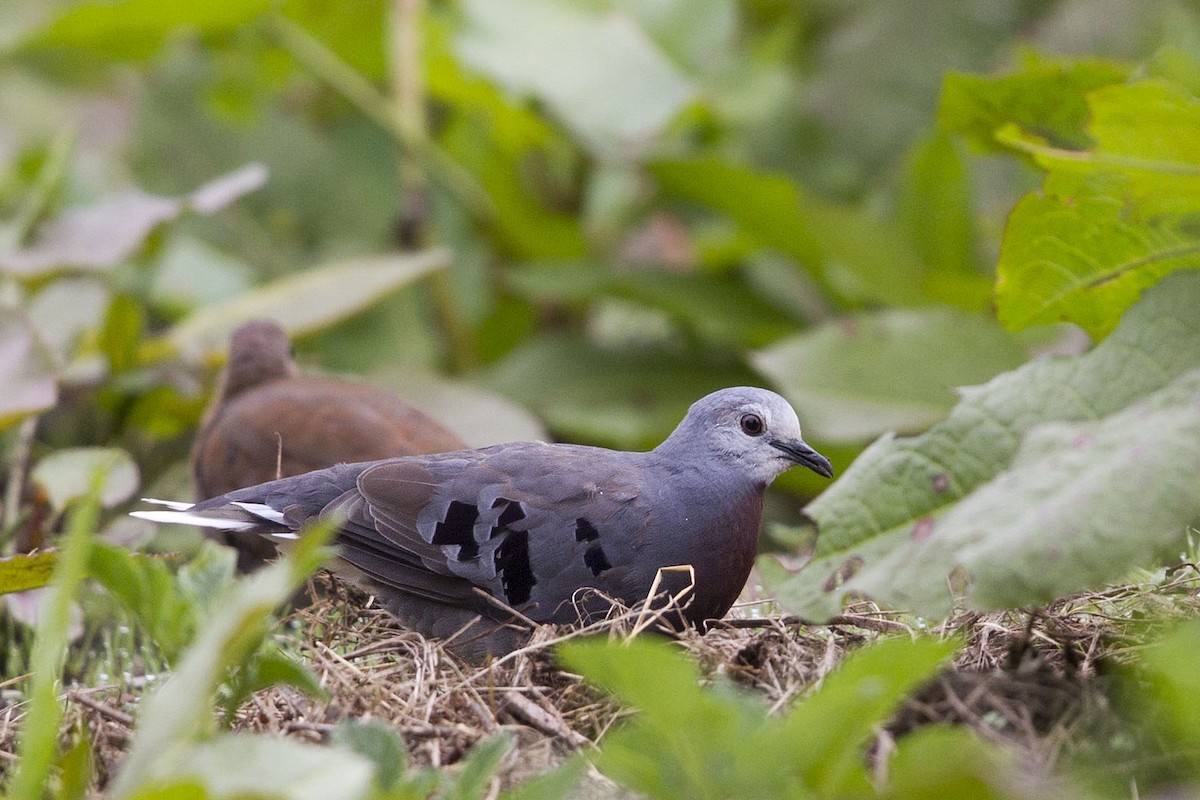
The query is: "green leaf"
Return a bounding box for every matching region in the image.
[164,249,449,359]
[939,55,1128,151]
[438,733,514,800]
[559,637,779,800]
[31,447,139,512]
[108,522,337,799]
[0,307,58,430]
[0,552,58,595]
[55,729,94,800]
[222,648,326,719]
[331,719,409,792]
[995,173,1200,337]
[778,636,956,796]
[845,368,1200,615]
[506,262,799,348]
[500,757,585,800]
[652,157,934,307]
[898,132,977,281]
[1135,621,1200,766]
[19,0,269,60]
[0,164,266,277]
[765,270,1200,620]
[135,733,374,800]
[992,79,1200,337]
[752,308,1026,443]
[456,0,697,156]
[87,543,198,660]
[559,635,954,800]
[884,726,1010,800]
[651,157,823,271]
[481,333,760,449]
[371,367,547,447]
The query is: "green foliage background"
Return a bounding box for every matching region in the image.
[3,0,1200,798]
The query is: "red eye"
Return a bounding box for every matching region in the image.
[740,413,765,436]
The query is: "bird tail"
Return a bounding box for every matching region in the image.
[131,498,298,539]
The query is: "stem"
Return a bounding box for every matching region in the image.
[388,0,477,371]
[2,415,40,550]
[265,14,494,223]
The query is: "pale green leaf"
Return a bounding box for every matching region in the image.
[456,0,697,156]
[844,368,1200,615]
[165,249,449,359]
[148,733,374,800]
[0,164,266,277]
[0,307,58,429]
[753,308,1026,443]
[765,270,1200,620]
[371,367,547,447]
[31,447,139,512]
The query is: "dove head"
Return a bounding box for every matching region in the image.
[221,319,298,400]
[657,387,833,485]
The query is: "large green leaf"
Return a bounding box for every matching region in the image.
[962,73,1200,338]
[752,308,1026,444]
[456,0,697,156]
[764,270,1200,620]
[837,368,1200,615]
[164,249,449,359]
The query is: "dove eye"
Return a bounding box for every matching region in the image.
[739,413,765,436]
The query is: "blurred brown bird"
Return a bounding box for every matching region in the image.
[192,319,466,571]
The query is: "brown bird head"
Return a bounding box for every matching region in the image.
[219,319,298,401]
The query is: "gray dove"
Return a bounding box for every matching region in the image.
[133,387,832,659]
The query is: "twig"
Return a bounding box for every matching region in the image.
[501,691,589,747]
[67,691,134,726]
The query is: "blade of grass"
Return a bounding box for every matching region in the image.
[6,471,102,800]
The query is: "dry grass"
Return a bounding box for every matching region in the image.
[3,565,1200,795]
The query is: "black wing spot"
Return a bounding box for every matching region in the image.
[495,530,536,604]
[432,500,480,561]
[489,499,526,538]
[584,543,612,576]
[575,518,599,542]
